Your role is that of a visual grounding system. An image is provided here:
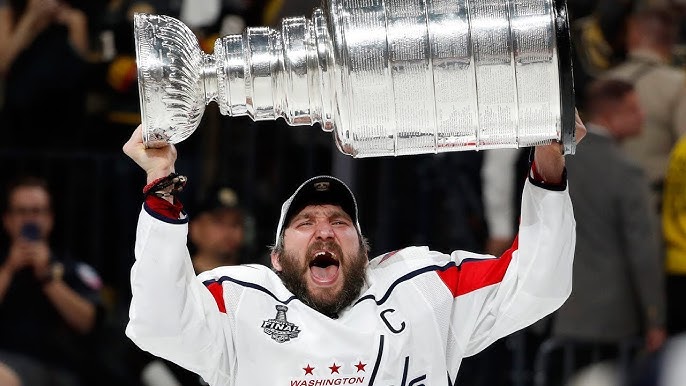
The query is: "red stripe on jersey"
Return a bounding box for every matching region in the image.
[205,282,227,313]
[145,195,184,219]
[380,250,401,264]
[437,236,519,297]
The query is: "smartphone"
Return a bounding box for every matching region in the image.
[20,223,41,241]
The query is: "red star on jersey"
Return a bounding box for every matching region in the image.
[303,364,314,375]
[329,363,341,374]
[354,361,366,372]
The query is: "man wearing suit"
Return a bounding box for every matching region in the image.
[551,79,666,365]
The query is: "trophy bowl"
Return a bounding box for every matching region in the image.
[134,13,208,147]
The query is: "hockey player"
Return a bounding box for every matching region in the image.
[123,113,586,385]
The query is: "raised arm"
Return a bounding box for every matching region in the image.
[0,0,58,75]
[447,112,587,356]
[123,126,234,384]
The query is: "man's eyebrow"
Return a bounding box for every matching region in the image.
[290,212,313,223]
[290,208,352,223]
[329,210,352,220]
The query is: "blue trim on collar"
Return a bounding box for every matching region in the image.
[143,203,189,224]
[355,261,457,306]
[202,276,297,304]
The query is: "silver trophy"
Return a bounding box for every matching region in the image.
[134,0,575,156]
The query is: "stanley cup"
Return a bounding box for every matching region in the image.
[134,0,576,156]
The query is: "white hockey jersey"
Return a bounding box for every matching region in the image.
[126,179,575,386]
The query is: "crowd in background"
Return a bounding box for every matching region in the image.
[0,0,685,385]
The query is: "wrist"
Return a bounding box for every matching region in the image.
[146,168,175,184]
[0,263,13,278]
[143,173,187,199]
[22,11,42,25]
[533,145,565,183]
[1,260,21,275]
[39,262,64,286]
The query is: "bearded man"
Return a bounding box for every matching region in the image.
[123,114,586,385]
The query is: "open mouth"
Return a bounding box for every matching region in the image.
[309,251,340,286]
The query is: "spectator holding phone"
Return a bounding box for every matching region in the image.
[0,176,103,386]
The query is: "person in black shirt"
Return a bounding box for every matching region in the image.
[0,0,91,150]
[0,176,103,386]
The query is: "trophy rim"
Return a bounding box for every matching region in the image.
[553,0,576,155]
[133,12,151,146]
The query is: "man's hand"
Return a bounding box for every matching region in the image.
[54,4,89,58]
[4,240,50,279]
[25,0,59,15]
[533,109,587,184]
[27,241,51,279]
[4,243,32,274]
[123,125,177,184]
[24,0,60,31]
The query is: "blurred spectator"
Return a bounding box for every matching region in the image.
[190,185,249,273]
[0,176,103,386]
[548,79,666,383]
[0,0,92,149]
[604,8,686,210]
[569,0,638,108]
[662,136,686,335]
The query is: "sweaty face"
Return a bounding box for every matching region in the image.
[273,204,367,318]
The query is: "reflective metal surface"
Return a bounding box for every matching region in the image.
[134,0,575,156]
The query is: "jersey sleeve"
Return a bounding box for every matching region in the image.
[440,178,575,357]
[125,205,235,385]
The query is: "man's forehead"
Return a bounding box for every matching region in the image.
[10,187,50,204]
[289,204,351,221]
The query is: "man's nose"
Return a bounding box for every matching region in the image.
[315,222,334,239]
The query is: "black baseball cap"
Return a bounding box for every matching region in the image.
[194,186,242,215]
[274,176,361,247]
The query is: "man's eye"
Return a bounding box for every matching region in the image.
[297,221,313,227]
[332,220,347,225]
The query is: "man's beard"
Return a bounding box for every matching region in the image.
[277,241,367,318]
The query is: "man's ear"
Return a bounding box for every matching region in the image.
[271,251,282,272]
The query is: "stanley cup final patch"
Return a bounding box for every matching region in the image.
[262,305,301,343]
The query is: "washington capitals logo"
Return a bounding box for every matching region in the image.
[262,305,301,343]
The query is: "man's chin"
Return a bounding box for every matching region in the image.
[306,281,343,304]
[305,292,346,318]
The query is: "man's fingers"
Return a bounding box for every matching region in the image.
[123,125,144,156]
[573,108,588,144]
[122,125,177,181]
